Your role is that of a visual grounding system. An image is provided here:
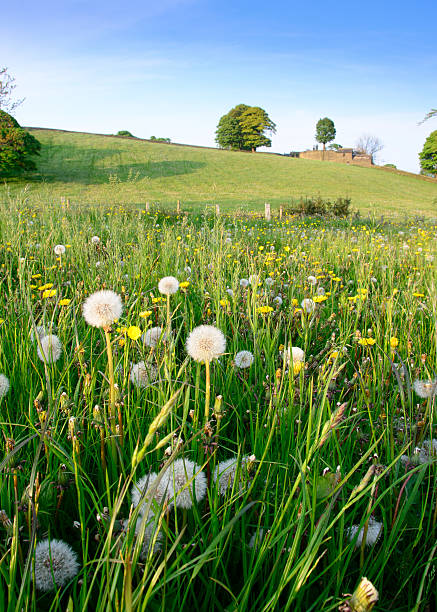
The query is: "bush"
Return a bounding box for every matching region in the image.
[285,196,352,217]
[384,163,397,169]
[116,130,134,137]
[0,111,41,176]
[150,136,171,143]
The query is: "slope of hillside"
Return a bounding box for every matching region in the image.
[2,128,437,215]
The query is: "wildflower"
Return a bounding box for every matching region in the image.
[158,276,179,295]
[346,517,382,548]
[316,286,326,295]
[390,337,399,349]
[313,295,328,303]
[186,325,226,363]
[307,275,317,285]
[143,326,169,348]
[214,455,253,496]
[91,235,100,244]
[234,350,254,369]
[37,334,63,364]
[139,310,153,318]
[339,577,379,612]
[240,278,249,288]
[167,458,207,509]
[131,471,171,510]
[358,338,376,346]
[0,374,10,398]
[33,538,79,591]
[179,281,190,289]
[130,361,158,388]
[258,306,273,314]
[59,299,71,306]
[413,379,437,398]
[273,295,282,306]
[82,290,123,328]
[283,346,305,367]
[42,289,56,299]
[301,298,315,313]
[53,244,66,256]
[134,514,163,557]
[127,326,142,340]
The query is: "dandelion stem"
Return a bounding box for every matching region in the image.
[104,327,118,464]
[204,360,211,422]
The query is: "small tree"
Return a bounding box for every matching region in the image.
[0,67,24,113]
[315,117,336,151]
[0,110,41,176]
[355,134,384,160]
[419,130,437,176]
[215,104,276,151]
[116,130,134,137]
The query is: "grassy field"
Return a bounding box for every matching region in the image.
[0,199,436,610]
[2,128,437,216]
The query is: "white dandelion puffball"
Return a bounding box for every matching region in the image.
[284,346,305,366]
[158,276,179,296]
[307,275,317,285]
[91,235,100,244]
[234,350,254,369]
[316,286,325,296]
[214,456,251,496]
[301,298,315,313]
[134,515,163,557]
[37,334,63,364]
[346,517,382,548]
[413,379,437,398]
[131,471,171,510]
[167,458,207,509]
[143,326,168,348]
[240,278,249,288]
[249,274,259,286]
[186,325,226,363]
[54,244,66,256]
[273,295,283,306]
[265,277,274,287]
[33,539,79,591]
[0,374,10,398]
[404,439,437,465]
[82,290,123,328]
[130,361,158,388]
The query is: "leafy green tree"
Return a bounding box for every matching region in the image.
[419,130,437,176]
[215,104,276,151]
[0,110,41,176]
[328,143,343,151]
[315,117,336,151]
[116,130,134,137]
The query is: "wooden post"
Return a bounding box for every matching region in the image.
[215,204,220,215]
[279,205,283,219]
[66,198,70,208]
[264,202,271,221]
[145,201,150,212]
[177,200,181,214]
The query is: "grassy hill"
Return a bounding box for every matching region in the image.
[2,128,437,215]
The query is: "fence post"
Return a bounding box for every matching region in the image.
[145,201,150,212]
[66,198,70,208]
[215,204,220,216]
[279,205,283,219]
[264,202,271,221]
[177,200,181,214]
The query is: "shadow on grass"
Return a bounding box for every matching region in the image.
[12,143,207,185]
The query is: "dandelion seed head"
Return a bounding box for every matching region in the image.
[167,458,207,509]
[413,379,437,398]
[307,275,317,285]
[186,325,226,363]
[54,244,66,255]
[234,350,254,369]
[0,374,10,398]
[82,290,123,328]
[346,517,382,547]
[131,471,171,510]
[130,361,158,388]
[33,539,79,591]
[134,515,163,557]
[158,276,179,295]
[214,456,252,496]
[142,326,169,348]
[301,298,315,313]
[283,346,305,367]
[37,334,63,364]
[91,235,100,244]
[240,278,249,288]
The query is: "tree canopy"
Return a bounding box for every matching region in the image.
[315,118,336,150]
[0,67,24,113]
[355,134,384,159]
[0,111,41,176]
[419,130,437,176]
[215,104,276,152]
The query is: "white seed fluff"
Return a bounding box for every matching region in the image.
[283,346,305,366]
[301,298,316,313]
[234,350,254,369]
[143,326,168,348]
[214,456,251,496]
[37,334,63,364]
[307,275,317,285]
[33,539,79,591]
[134,515,163,557]
[346,517,383,548]
[130,362,158,388]
[54,244,66,255]
[31,324,57,343]
[131,471,171,511]
[413,379,437,398]
[240,278,249,288]
[167,458,207,510]
[0,374,10,398]
[91,235,100,244]
[158,276,179,295]
[186,325,226,363]
[82,290,123,328]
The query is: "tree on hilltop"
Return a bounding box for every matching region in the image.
[355,134,384,160]
[0,67,24,113]
[419,130,437,176]
[0,110,41,176]
[315,117,336,151]
[215,104,276,152]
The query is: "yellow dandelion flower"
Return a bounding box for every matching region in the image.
[139,310,152,318]
[179,281,190,289]
[390,337,399,349]
[42,289,56,298]
[293,360,303,376]
[127,326,142,340]
[358,338,376,346]
[59,299,71,306]
[258,306,273,314]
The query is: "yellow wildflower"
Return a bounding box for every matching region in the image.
[59,299,71,306]
[258,306,273,314]
[127,326,142,340]
[139,310,152,318]
[42,289,56,298]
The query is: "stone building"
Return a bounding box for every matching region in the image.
[296,148,373,167]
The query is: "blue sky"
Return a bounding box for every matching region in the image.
[2,0,436,172]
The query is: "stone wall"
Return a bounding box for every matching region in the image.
[298,149,373,167]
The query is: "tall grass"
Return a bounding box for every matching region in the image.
[0,199,435,610]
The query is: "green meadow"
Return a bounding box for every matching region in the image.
[2,128,436,215]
